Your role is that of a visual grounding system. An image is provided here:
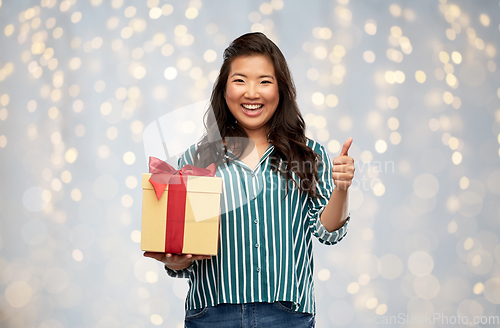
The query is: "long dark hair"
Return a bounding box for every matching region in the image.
[193,32,321,198]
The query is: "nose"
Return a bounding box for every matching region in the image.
[244,82,259,99]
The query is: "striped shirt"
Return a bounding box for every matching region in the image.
[165,138,350,315]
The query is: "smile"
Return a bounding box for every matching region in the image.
[241,104,264,116]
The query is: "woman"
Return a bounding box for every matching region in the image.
[145,32,354,328]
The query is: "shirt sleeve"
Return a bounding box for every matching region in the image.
[306,141,350,245]
[162,145,198,279]
[164,262,195,278]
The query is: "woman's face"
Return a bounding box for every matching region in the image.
[225,55,279,139]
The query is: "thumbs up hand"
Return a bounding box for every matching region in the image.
[332,137,355,191]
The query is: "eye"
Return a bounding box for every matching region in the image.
[261,80,272,84]
[233,79,244,82]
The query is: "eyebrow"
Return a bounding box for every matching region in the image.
[230,73,275,80]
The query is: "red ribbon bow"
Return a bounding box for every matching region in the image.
[148,156,217,254]
[148,156,216,200]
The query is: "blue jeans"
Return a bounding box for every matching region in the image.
[184,301,315,328]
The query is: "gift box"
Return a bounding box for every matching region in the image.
[141,157,222,255]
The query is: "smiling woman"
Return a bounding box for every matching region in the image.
[225,55,279,137]
[144,32,354,328]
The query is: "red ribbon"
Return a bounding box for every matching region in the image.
[148,156,216,253]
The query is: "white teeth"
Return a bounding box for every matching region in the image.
[242,104,263,110]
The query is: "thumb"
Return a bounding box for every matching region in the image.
[340,137,353,156]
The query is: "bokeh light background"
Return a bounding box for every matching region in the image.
[1,0,500,327]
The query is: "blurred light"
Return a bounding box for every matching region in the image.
[360,151,373,163]
[307,68,319,81]
[408,251,434,276]
[483,278,500,304]
[125,176,138,189]
[447,221,457,234]
[446,29,456,40]
[145,271,158,283]
[71,12,82,23]
[452,151,462,165]
[459,176,469,189]
[326,94,338,107]
[415,70,426,83]
[363,50,375,63]
[164,67,177,80]
[185,7,198,19]
[414,274,440,299]
[65,148,78,163]
[364,20,377,35]
[389,4,401,17]
[479,13,490,26]
[413,173,439,199]
[150,314,163,326]
[204,49,217,62]
[61,170,72,183]
[71,188,82,201]
[338,116,352,131]
[389,132,401,145]
[314,46,327,59]
[121,194,133,207]
[333,45,346,58]
[347,282,359,294]
[161,4,173,16]
[106,127,118,140]
[4,24,14,36]
[387,96,399,109]
[123,151,136,165]
[312,92,325,105]
[75,124,85,137]
[138,288,150,299]
[271,0,284,10]
[27,99,37,112]
[390,26,402,38]
[451,51,462,64]
[48,107,59,119]
[358,274,370,285]
[366,297,378,309]
[0,135,7,148]
[439,51,450,63]
[72,249,83,262]
[328,140,340,154]
[361,228,374,241]
[73,99,84,113]
[5,281,32,308]
[149,7,162,19]
[373,182,385,196]
[443,91,453,104]
[124,6,137,18]
[387,117,399,130]
[131,230,141,243]
[375,304,387,315]
[260,2,273,15]
[318,269,330,281]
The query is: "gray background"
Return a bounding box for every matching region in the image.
[0,0,499,327]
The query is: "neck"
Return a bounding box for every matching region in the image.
[244,127,269,145]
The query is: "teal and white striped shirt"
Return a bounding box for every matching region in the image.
[165,138,350,315]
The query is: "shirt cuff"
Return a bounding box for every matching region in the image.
[164,261,194,278]
[314,209,350,245]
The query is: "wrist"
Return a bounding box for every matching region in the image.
[166,261,192,271]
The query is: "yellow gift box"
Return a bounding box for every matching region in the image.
[141,172,222,255]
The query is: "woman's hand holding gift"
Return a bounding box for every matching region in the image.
[143,252,210,270]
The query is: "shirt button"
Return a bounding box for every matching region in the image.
[254,219,258,224]
[256,267,260,272]
[255,243,259,248]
